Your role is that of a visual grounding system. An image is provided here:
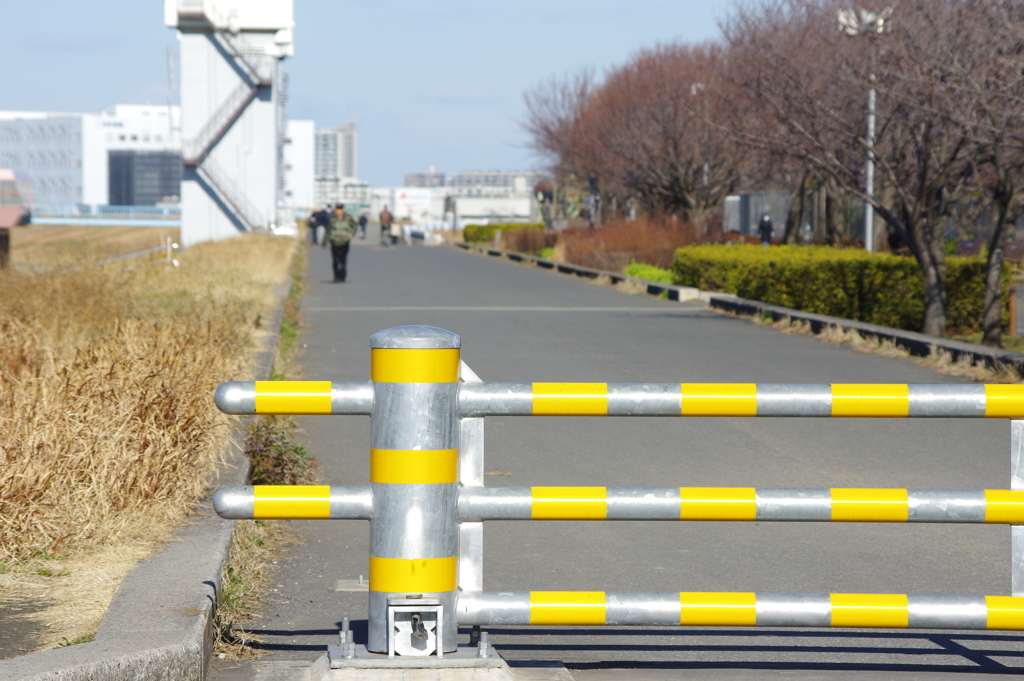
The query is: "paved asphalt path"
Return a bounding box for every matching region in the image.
[210,238,1024,680]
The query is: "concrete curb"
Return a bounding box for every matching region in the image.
[453,240,1024,376]
[0,281,290,681]
[453,241,732,303]
[708,294,1024,375]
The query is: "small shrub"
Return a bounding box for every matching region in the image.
[244,416,317,485]
[624,261,673,284]
[558,216,699,270]
[463,223,543,243]
[503,228,557,254]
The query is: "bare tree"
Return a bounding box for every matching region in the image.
[723,0,977,337]
[523,46,741,229]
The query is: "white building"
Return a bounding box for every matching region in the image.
[166,0,294,246]
[448,169,545,192]
[314,123,358,207]
[0,105,181,206]
[282,119,313,209]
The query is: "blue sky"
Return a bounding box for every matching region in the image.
[2,1,734,186]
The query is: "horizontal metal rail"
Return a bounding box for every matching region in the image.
[213,485,372,520]
[456,591,1024,630]
[214,381,373,415]
[214,486,1024,524]
[214,381,1024,418]
[460,383,1024,418]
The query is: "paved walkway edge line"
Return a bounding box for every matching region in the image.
[709,294,1024,374]
[0,281,291,681]
[452,241,733,303]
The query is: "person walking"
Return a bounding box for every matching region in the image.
[758,214,774,248]
[379,206,394,246]
[358,213,368,239]
[323,203,358,282]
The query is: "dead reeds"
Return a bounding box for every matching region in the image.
[554,216,699,270]
[0,234,294,564]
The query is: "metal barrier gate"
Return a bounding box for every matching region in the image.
[212,325,1024,660]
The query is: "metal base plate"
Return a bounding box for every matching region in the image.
[327,644,504,669]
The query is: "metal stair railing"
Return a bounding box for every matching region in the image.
[195,157,264,232]
[182,79,259,165]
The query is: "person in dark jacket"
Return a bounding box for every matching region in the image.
[758,214,774,247]
[323,203,358,282]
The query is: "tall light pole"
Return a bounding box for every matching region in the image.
[838,4,895,252]
[865,81,876,251]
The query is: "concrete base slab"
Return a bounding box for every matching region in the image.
[251,647,518,681]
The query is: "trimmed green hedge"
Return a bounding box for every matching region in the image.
[464,223,544,243]
[672,244,1011,334]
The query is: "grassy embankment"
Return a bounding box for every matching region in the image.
[0,226,295,650]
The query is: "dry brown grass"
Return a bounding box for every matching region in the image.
[11,224,181,267]
[0,232,294,649]
[747,312,1022,383]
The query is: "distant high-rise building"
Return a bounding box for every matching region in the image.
[404,165,445,188]
[314,123,358,205]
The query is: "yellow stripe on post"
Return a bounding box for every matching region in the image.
[370,348,460,383]
[830,594,909,628]
[831,489,909,522]
[985,385,1024,418]
[254,381,332,415]
[679,592,756,626]
[532,383,608,416]
[831,384,909,417]
[370,449,458,485]
[680,488,757,520]
[986,596,1024,630]
[532,487,608,519]
[530,591,607,625]
[253,485,331,519]
[681,384,757,416]
[369,556,457,593]
[984,490,1024,524]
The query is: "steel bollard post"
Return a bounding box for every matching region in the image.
[367,326,461,654]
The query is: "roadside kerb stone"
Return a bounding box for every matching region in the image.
[0,281,290,681]
[708,294,1024,375]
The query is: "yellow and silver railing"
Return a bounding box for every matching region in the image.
[211,325,1024,660]
[216,380,1024,418]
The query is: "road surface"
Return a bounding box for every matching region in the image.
[211,238,1024,680]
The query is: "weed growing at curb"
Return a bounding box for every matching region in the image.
[244,416,318,485]
[214,239,316,659]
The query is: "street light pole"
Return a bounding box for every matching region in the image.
[864,84,876,251]
[838,4,895,252]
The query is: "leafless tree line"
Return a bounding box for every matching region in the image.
[524,0,1024,344]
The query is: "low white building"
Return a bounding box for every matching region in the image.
[0,105,181,206]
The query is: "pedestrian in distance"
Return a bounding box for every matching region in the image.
[379,205,394,246]
[308,208,322,245]
[314,204,332,245]
[358,213,368,239]
[323,203,358,282]
[758,214,774,248]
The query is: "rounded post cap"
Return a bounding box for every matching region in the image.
[370,326,460,350]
